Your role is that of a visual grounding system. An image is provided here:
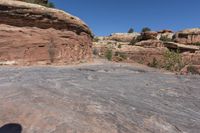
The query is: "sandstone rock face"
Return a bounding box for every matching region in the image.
[182,51,200,65]
[141,31,158,40]
[164,42,199,53]
[108,33,140,42]
[135,40,164,48]
[180,65,200,75]
[174,28,200,45]
[118,46,168,65]
[0,0,92,65]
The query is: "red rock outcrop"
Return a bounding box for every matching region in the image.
[180,65,200,75]
[135,40,164,48]
[182,51,200,65]
[141,31,158,40]
[174,28,200,45]
[0,0,92,65]
[107,33,140,42]
[164,42,199,53]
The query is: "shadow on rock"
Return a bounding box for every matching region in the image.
[0,123,22,133]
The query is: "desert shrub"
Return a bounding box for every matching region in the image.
[192,42,200,46]
[128,28,134,33]
[93,48,99,55]
[163,50,184,71]
[187,66,200,75]
[46,2,55,8]
[105,49,113,61]
[160,36,172,42]
[115,52,127,60]
[118,44,122,48]
[141,27,151,33]
[93,37,100,42]
[22,0,55,8]
[148,58,159,68]
[129,36,142,45]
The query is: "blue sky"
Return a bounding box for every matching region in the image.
[50,0,200,36]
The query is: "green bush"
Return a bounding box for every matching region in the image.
[46,2,55,8]
[128,28,134,33]
[163,50,184,71]
[105,49,113,61]
[118,44,122,48]
[148,58,159,68]
[141,27,151,32]
[192,42,200,46]
[23,0,55,8]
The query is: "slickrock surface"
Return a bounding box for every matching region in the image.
[0,0,92,65]
[0,62,199,133]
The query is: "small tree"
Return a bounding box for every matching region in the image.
[141,27,151,32]
[46,2,55,8]
[128,28,134,33]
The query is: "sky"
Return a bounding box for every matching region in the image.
[50,0,200,36]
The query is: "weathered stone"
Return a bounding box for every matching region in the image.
[135,40,164,48]
[108,33,140,42]
[164,42,199,53]
[174,28,200,45]
[0,0,92,65]
[182,51,200,65]
[116,45,168,65]
[180,65,200,75]
[141,31,158,40]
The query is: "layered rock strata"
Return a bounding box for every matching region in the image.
[0,0,93,65]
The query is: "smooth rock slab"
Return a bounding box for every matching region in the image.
[0,63,200,133]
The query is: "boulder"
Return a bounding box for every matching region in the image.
[0,0,92,65]
[135,40,164,48]
[174,28,200,45]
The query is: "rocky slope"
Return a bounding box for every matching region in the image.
[94,29,200,73]
[0,0,92,65]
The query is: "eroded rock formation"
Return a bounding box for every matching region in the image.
[108,33,140,42]
[174,28,200,45]
[0,0,92,65]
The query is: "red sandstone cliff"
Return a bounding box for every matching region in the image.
[0,0,93,65]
